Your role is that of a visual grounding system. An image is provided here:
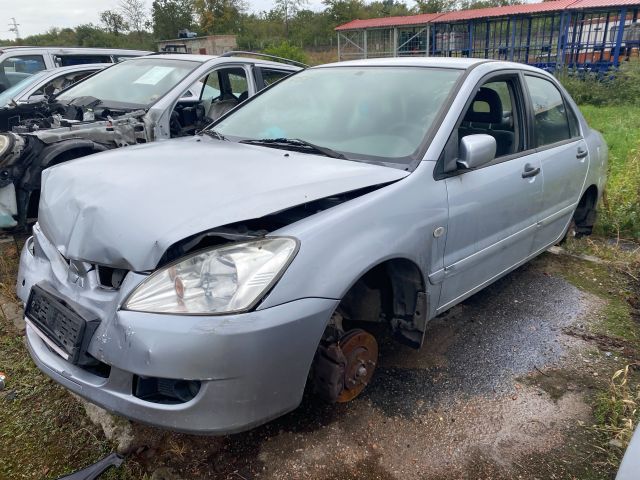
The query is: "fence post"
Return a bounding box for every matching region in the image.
[613,8,627,67]
[393,27,398,57]
[337,33,341,61]
[426,24,430,56]
[364,29,368,59]
[509,17,516,61]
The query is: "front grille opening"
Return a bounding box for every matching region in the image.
[80,355,112,378]
[133,376,201,404]
[96,265,128,290]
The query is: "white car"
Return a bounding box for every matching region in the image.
[0,63,106,110]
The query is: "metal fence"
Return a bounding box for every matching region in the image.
[337,6,640,71]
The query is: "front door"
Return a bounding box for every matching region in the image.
[437,75,543,312]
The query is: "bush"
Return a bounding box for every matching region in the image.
[262,41,308,65]
[558,61,640,107]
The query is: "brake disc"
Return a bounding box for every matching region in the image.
[336,329,378,403]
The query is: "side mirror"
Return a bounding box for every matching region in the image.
[457,134,497,170]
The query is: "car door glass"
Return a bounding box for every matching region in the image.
[458,80,519,158]
[228,70,248,98]
[31,71,95,98]
[202,72,221,101]
[58,55,112,66]
[0,55,47,91]
[524,75,572,147]
[260,69,291,87]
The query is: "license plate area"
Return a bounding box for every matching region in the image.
[25,283,100,365]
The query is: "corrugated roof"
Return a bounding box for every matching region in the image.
[335,0,640,30]
[569,0,640,9]
[432,0,577,22]
[334,13,443,30]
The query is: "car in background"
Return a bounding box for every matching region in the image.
[0,53,301,228]
[0,47,150,92]
[16,58,607,434]
[0,64,107,129]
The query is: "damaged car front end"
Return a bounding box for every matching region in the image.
[1,54,299,228]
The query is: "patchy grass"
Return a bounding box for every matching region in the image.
[579,104,640,240]
[540,236,640,466]
[593,365,640,468]
[548,237,640,349]
[0,242,142,480]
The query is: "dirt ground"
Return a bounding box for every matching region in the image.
[1,236,638,480]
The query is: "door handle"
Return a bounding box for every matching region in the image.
[522,164,541,178]
[576,148,588,159]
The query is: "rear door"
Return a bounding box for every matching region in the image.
[522,74,589,251]
[437,73,543,311]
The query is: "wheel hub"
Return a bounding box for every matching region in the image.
[336,329,378,403]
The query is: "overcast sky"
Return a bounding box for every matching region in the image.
[1,0,330,38]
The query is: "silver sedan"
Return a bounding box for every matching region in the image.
[17,57,607,434]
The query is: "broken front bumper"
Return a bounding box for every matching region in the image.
[18,227,336,434]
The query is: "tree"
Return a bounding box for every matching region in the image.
[152,0,195,39]
[414,0,455,13]
[119,0,149,33]
[194,0,247,34]
[100,10,129,35]
[273,0,308,38]
[322,0,365,26]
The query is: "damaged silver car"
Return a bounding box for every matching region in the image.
[0,53,300,228]
[17,58,607,434]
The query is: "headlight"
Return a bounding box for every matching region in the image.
[123,237,298,315]
[0,134,11,158]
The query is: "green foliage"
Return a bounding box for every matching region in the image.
[558,62,640,107]
[415,0,456,13]
[100,10,129,36]
[152,0,195,40]
[194,0,247,35]
[263,41,309,64]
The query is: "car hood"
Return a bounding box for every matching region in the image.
[39,137,409,271]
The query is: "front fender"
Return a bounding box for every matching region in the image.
[260,162,447,319]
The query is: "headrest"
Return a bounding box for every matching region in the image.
[464,87,503,124]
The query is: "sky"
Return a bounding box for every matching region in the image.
[1,0,328,38]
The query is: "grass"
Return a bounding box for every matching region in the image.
[0,242,141,479]
[578,104,640,240]
[593,365,640,468]
[543,236,640,465]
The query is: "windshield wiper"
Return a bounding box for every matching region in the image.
[200,129,227,141]
[239,138,346,159]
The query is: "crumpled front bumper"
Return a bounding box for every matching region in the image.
[18,226,337,434]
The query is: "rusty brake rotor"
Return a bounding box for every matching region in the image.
[336,328,378,403]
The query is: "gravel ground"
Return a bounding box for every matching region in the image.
[130,257,613,480]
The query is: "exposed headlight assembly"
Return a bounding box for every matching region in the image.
[0,134,12,159]
[123,237,298,315]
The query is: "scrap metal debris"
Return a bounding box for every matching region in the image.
[55,453,123,480]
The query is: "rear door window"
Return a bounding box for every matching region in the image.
[259,68,292,88]
[0,55,47,90]
[57,55,112,66]
[524,75,573,147]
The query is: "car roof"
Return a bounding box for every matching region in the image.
[131,53,301,70]
[315,57,547,73]
[0,46,151,55]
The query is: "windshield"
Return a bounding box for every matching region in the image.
[0,71,47,107]
[56,58,200,108]
[214,66,462,164]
